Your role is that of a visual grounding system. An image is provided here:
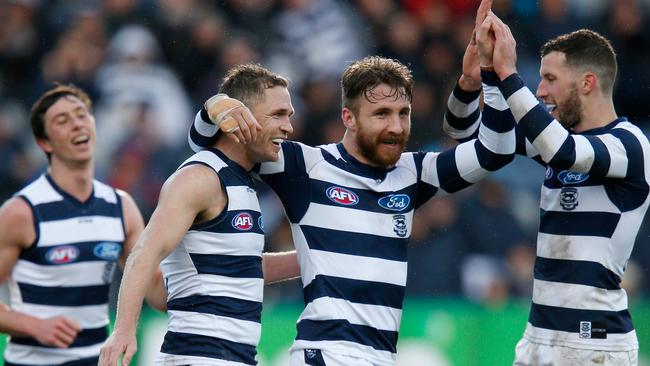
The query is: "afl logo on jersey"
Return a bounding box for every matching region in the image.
[45,245,79,264]
[232,212,254,231]
[93,242,122,261]
[558,170,589,185]
[326,186,359,206]
[378,194,410,212]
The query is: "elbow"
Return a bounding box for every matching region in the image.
[482,153,515,171]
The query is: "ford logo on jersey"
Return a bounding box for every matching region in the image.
[93,242,122,261]
[378,194,410,212]
[558,170,589,185]
[326,186,359,206]
[232,212,254,230]
[45,245,80,264]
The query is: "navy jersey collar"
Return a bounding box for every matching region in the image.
[207,148,252,181]
[45,173,95,207]
[335,143,395,180]
[575,117,628,135]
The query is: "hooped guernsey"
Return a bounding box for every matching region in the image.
[189,96,515,364]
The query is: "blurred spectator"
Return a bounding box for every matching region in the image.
[94,24,192,174]
[457,180,536,303]
[407,196,467,297]
[265,0,370,90]
[605,0,650,127]
[0,1,40,101]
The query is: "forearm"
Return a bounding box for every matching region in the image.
[263,251,300,284]
[114,245,165,333]
[443,80,482,141]
[188,108,219,152]
[475,70,517,170]
[0,302,39,337]
[498,73,578,168]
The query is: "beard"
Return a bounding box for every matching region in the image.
[557,84,583,130]
[356,124,409,168]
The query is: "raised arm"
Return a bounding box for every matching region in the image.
[489,14,647,178]
[189,95,260,152]
[419,79,516,198]
[99,165,224,366]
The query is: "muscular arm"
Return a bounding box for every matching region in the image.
[117,190,167,312]
[100,165,225,366]
[0,198,80,348]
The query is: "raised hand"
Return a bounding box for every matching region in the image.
[490,15,518,80]
[204,94,262,144]
[476,12,496,70]
[460,0,493,90]
[33,316,80,348]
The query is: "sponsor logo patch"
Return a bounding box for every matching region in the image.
[45,245,80,264]
[93,242,122,261]
[558,170,589,185]
[560,187,579,210]
[579,321,607,339]
[378,194,410,212]
[232,212,254,231]
[392,214,408,237]
[326,186,359,206]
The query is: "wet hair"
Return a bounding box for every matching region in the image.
[341,56,414,114]
[220,63,289,107]
[30,84,93,141]
[541,29,617,95]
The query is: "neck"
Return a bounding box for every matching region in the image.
[573,96,618,133]
[341,132,376,167]
[48,159,94,201]
[214,137,254,171]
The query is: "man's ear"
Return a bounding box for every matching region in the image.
[581,72,598,95]
[36,137,53,154]
[342,107,357,131]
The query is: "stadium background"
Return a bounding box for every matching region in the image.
[1,0,649,364]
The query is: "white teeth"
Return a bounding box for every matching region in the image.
[73,135,89,144]
[544,104,557,113]
[272,138,284,144]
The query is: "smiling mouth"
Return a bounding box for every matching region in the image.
[543,103,557,113]
[72,135,90,145]
[271,138,284,146]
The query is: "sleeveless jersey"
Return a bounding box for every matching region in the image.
[4,174,125,366]
[156,149,265,366]
[189,99,515,364]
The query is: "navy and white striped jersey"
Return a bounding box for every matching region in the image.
[444,72,650,351]
[156,148,265,366]
[189,100,515,364]
[4,174,125,366]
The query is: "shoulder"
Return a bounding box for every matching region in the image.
[162,164,224,206]
[0,197,35,250]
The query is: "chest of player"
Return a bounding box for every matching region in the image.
[541,167,612,212]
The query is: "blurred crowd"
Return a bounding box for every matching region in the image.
[1,0,650,303]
